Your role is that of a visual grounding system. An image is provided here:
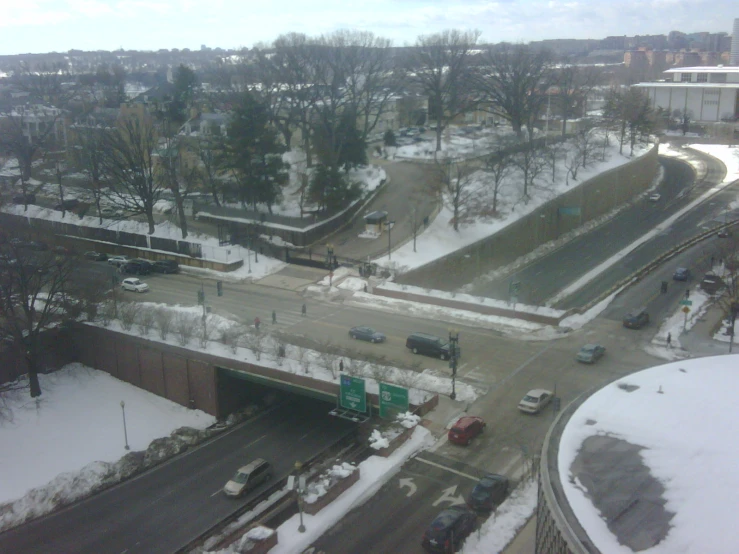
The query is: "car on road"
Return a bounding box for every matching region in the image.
[623,308,649,329]
[121,260,152,275]
[421,506,477,553]
[107,255,130,267]
[648,192,661,202]
[518,389,554,414]
[467,473,509,512]
[84,251,107,261]
[448,415,485,445]
[223,458,272,498]
[152,259,179,274]
[717,228,732,238]
[673,267,691,281]
[406,333,455,360]
[700,273,725,295]
[121,277,149,293]
[348,326,386,343]
[576,343,606,364]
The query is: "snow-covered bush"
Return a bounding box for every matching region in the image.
[303,462,357,504]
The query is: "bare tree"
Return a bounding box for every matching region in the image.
[295,346,311,374]
[199,314,215,348]
[155,308,174,340]
[431,159,479,231]
[174,312,197,346]
[552,64,602,136]
[513,143,548,200]
[119,302,141,331]
[270,337,287,366]
[70,125,108,224]
[246,331,265,361]
[407,29,480,152]
[99,117,166,234]
[484,147,515,215]
[219,325,241,354]
[317,342,340,379]
[0,240,88,398]
[574,122,600,169]
[194,135,226,206]
[137,306,156,335]
[475,43,553,141]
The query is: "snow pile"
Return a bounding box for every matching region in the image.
[0,363,216,531]
[368,429,390,450]
[461,480,538,554]
[303,462,358,504]
[396,411,421,429]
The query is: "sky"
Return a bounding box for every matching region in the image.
[0,0,736,56]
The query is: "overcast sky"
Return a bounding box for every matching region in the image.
[0,0,736,55]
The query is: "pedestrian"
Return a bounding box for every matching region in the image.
[339,359,344,372]
[254,316,260,331]
[301,303,307,317]
[685,288,690,299]
[667,332,672,348]
[660,281,668,294]
[272,310,277,324]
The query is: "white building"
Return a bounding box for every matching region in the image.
[633,66,739,124]
[731,18,739,65]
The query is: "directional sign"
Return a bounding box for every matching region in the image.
[432,485,466,507]
[340,375,366,413]
[379,383,409,419]
[559,206,581,216]
[398,478,417,497]
[680,299,693,306]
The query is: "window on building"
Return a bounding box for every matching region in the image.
[709,73,727,83]
[696,73,708,82]
[680,73,692,82]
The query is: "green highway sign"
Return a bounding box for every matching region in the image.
[379,383,409,419]
[680,300,693,306]
[559,206,581,216]
[340,375,367,413]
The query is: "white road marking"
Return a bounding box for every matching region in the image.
[414,456,480,482]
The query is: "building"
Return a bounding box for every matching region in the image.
[536,356,739,553]
[633,66,739,123]
[732,18,739,65]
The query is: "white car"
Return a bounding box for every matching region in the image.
[121,278,149,293]
[648,193,661,202]
[108,255,130,267]
[518,389,553,414]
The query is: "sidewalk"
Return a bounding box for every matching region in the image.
[679,298,733,357]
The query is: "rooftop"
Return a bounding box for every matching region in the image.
[664,66,739,73]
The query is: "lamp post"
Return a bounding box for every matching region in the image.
[327,243,334,269]
[387,220,395,260]
[448,329,459,400]
[120,400,130,450]
[56,161,66,218]
[295,461,306,533]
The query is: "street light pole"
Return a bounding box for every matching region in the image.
[448,329,459,400]
[295,461,306,533]
[120,400,130,450]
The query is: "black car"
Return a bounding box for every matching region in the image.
[152,259,179,274]
[349,326,386,343]
[84,251,108,261]
[673,267,690,281]
[12,193,36,204]
[467,473,509,512]
[421,506,476,553]
[406,332,457,360]
[623,308,649,329]
[121,260,152,275]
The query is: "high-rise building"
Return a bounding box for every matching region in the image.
[731,18,739,65]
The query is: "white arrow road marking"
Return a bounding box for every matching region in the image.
[399,477,417,497]
[414,456,480,482]
[433,485,466,507]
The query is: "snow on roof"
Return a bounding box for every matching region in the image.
[633,82,739,89]
[558,355,739,553]
[664,66,739,73]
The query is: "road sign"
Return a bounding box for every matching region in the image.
[340,375,366,413]
[682,306,691,313]
[680,299,693,306]
[379,383,409,419]
[558,206,581,216]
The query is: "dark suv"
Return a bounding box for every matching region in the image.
[152,259,179,274]
[406,333,456,360]
[121,260,152,275]
[467,473,509,511]
[623,308,649,329]
[421,506,476,553]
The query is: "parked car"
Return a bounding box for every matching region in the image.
[576,344,606,364]
[623,308,649,329]
[673,267,691,281]
[12,193,36,204]
[121,260,152,275]
[406,333,455,360]
[421,506,477,553]
[121,277,149,293]
[700,273,725,295]
[223,459,272,498]
[717,228,732,238]
[152,259,179,274]
[448,416,485,446]
[349,326,386,343]
[467,473,509,512]
[648,192,661,202]
[107,255,130,267]
[84,251,107,261]
[54,199,80,211]
[518,389,554,414]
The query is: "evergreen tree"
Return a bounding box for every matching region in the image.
[222,91,289,213]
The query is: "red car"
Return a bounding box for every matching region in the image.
[448,416,486,446]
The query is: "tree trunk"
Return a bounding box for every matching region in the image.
[435,126,443,152]
[171,186,188,239]
[146,211,156,234]
[26,350,42,397]
[561,116,568,137]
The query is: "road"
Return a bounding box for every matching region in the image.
[464,150,730,307]
[0,400,356,554]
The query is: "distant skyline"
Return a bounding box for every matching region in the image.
[0,0,736,56]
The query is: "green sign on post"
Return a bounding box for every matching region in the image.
[379,383,409,419]
[340,375,366,413]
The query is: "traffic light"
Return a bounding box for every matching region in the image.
[197,289,204,305]
[217,281,223,297]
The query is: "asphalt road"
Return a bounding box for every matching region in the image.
[464,150,730,307]
[0,399,356,554]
